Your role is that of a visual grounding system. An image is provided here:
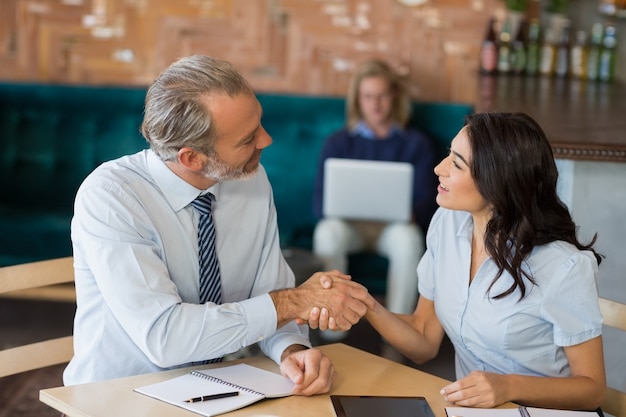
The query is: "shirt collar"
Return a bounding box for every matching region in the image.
[352,120,402,140]
[147,150,220,212]
[456,210,475,241]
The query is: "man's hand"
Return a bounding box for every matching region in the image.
[279,345,336,396]
[270,270,375,330]
[306,273,377,331]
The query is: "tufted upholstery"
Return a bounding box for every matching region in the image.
[0,82,472,293]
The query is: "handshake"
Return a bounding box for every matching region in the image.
[270,270,378,332]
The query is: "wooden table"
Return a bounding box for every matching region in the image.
[40,343,459,417]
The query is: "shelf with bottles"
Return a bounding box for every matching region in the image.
[479,14,618,82]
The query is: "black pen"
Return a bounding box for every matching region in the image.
[184,391,239,403]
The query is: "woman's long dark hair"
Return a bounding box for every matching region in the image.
[465,112,603,300]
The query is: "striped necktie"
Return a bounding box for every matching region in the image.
[191,193,222,305]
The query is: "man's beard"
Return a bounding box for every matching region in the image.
[200,150,260,182]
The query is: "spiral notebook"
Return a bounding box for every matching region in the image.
[134,363,295,417]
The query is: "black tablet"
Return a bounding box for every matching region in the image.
[330,395,436,417]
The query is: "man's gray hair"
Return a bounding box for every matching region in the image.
[141,55,254,161]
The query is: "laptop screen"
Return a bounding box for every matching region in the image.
[322,158,413,223]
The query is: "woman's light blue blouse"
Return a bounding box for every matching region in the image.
[418,208,602,379]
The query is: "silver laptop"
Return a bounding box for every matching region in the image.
[323,158,413,222]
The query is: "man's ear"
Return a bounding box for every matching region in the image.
[178,147,205,171]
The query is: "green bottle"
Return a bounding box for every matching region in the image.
[598,24,617,82]
[497,18,513,74]
[511,18,528,75]
[525,19,541,76]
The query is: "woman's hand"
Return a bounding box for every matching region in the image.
[440,371,510,408]
[305,272,376,331]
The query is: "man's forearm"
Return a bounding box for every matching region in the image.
[269,287,305,328]
[270,271,375,331]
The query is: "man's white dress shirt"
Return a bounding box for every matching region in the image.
[64,150,308,385]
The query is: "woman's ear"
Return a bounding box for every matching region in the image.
[177,147,205,172]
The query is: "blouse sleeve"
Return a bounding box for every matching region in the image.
[417,208,446,301]
[542,250,603,347]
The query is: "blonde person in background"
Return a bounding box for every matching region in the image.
[312,112,606,413]
[312,59,438,321]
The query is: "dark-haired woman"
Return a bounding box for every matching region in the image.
[312,112,606,411]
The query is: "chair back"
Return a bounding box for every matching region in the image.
[599,297,626,416]
[0,257,75,378]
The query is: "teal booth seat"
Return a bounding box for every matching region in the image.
[0,82,472,294]
[0,83,148,267]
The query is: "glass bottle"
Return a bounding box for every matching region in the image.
[554,21,571,77]
[525,18,541,76]
[511,18,528,75]
[598,24,617,82]
[480,17,499,75]
[539,28,556,77]
[570,30,589,79]
[587,23,604,81]
[497,18,513,74]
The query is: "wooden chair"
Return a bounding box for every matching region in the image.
[0,256,75,378]
[598,296,626,416]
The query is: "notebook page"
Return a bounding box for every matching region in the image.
[196,363,295,398]
[526,408,597,416]
[135,371,263,417]
[445,407,520,417]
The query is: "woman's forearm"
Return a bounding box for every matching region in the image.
[364,301,443,365]
[505,373,605,411]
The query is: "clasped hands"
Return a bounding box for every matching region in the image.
[269,271,373,396]
[295,270,376,331]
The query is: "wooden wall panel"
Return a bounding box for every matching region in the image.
[0,0,508,103]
